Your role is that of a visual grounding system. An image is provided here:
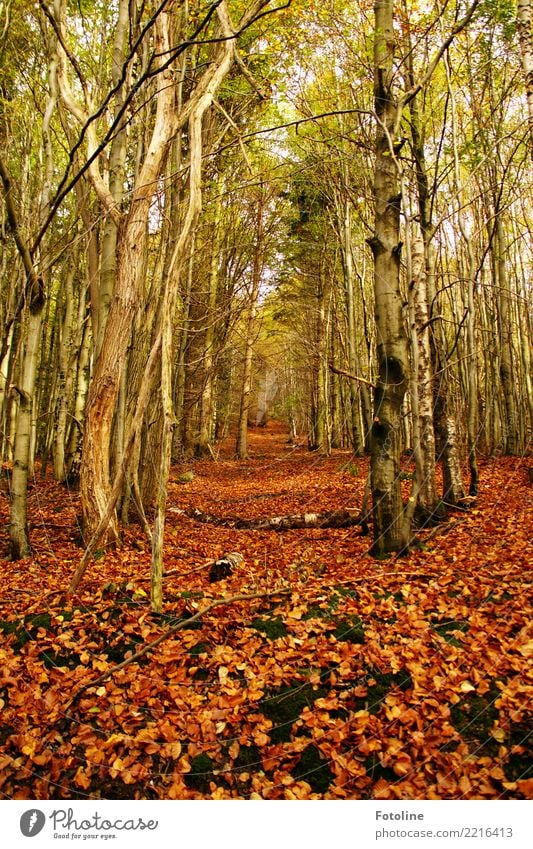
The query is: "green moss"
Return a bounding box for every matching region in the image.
[40,650,80,670]
[103,636,144,664]
[260,681,328,743]
[57,608,75,622]
[0,612,53,651]
[302,604,329,621]
[184,753,214,793]
[192,668,210,681]
[188,641,209,656]
[431,617,470,646]
[503,723,533,782]
[329,587,359,608]
[177,471,195,484]
[25,612,52,630]
[352,669,413,715]
[233,744,261,772]
[449,681,501,755]
[250,615,287,640]
[293,744,334,793]
[0,620,20,638]
[365,753,398,782]
[331,616,365,643]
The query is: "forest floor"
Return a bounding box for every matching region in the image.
[0,422,531,800]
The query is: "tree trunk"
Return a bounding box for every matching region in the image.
[368,0,410,555]
[171,505,368,532]
[9,298,45,558]
[409,230,441,522]
[236,186,265,459]
[494,216,519,454]
[197,181,223,457]
[517,0,533,156]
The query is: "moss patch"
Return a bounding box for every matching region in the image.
[293,744,334,794]
[250,614,287,640]
[351,668,413,715]
[364,753,398,782]
[40,649,81,670]
[0,612,53,651]
[330,615,365,643]
[449,682,500,755]
[431,617,470,646]
[260,681,328,743]
[184,752,215,793]
[503,723,533,782]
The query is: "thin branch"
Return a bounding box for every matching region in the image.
[402,0,481,108]
[328,362,377,389]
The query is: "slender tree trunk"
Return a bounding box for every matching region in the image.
[494,216,519,454]
[197,182,223,457]
[517,0,533,156]
[368,0,410,555]
[341,192,363,454]
[408,228,441,523]
[236,186,265,459]
[53,261,76,481]
[9,298,45,558]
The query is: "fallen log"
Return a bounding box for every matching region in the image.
[169,506,369,534]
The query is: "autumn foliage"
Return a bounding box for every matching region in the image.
[0,424,531,800]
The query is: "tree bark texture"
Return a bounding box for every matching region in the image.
[170,506,368,532]
[368,0,410,555]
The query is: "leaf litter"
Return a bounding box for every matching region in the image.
[0,424,531,799]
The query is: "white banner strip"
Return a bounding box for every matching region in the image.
[2,799,531,849]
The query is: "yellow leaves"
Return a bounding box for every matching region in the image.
[108,756,126,778]
[459,680,476,693]
[103,733,125,749]
[400,583,411,599]
[74,767,91,790]
[491,727,506,743]
[252,730,270,747]
[385,702,402,720]
[392,754,412,777]
[516,639,533,658]
[287,604,306,620]
[458,774,473,794]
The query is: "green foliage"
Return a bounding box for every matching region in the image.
[478,0,516,42]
